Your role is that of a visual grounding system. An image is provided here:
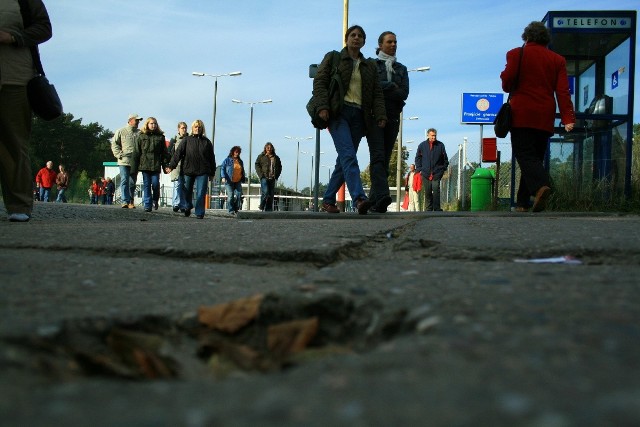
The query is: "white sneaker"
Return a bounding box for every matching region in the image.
[8,213,30,222]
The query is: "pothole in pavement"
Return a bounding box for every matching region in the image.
[1,290,431,382]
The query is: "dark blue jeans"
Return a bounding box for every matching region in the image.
[323,105,366,207]
[183,174,208,217]
[260,178,276,211]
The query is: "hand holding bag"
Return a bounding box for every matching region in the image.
[494,46,523,138]
[19,0,63,121]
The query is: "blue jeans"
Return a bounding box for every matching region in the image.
[172,176,185,208]
[39,186,52,202]
[55,188,67,203]
[225,181,242,213]
[118,165,137,204]
[323,105,367,207]
[183,174,208,217]
[141,171,160,210]
[260,178,276,211]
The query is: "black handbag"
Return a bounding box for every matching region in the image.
[19,0,63,121]
[307,51,342,129]
[27,74,63,121]
[494,46,523,138]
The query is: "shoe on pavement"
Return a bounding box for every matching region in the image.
[153,201,159,210]
[374,195,392,213]
[196,215,204,219]
[322,202,339,213]
[532,186,551,212]
[184,208,191,217]
[128,203,136,209]
[121,204,129,208]
[144,208,152,212]
[515,206,529,213]
[356,198,372,215]
[8,213,30,222]
[173,206,180,212]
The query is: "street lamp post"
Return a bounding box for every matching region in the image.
[321,165,332,183]
[396,66,430,212]
[192,71,242,151]
[285,136,312,193]
[232,98,272,210]
[192,71,241,209]
[396,116,419,211]
[301,150,324,197]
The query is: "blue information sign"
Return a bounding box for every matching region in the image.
[460,92,504,124]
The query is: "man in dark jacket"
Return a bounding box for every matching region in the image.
[414,128,449,211]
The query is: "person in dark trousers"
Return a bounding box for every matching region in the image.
[166,120,216,219]
[221,146,246,215]
[500,21,575,212]
[414,128,449,211]
[314,25,387,215]
[367,30,409,213]
[0,0,52,221]
[137,117,170,212]
[255,142,282,211]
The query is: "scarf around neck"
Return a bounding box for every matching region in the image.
[377,51,396,82]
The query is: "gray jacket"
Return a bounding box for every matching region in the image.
[111,125,140,168]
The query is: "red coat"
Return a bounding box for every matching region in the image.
[35,167,57,188]
[500,42,575,134]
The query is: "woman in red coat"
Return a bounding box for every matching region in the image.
[500,21,575,212]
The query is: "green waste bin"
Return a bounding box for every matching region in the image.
[470,168,495,211]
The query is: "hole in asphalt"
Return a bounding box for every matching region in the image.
[2,290,420,381]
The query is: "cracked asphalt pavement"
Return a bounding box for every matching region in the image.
[1,202,639,426]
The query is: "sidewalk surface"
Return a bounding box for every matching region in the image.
[1,202,639,427]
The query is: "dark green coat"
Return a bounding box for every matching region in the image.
[312,47,386,132]
[137,132,170,173]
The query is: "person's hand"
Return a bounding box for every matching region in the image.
[564,123,575,132]
[377,119,386,128]
[318,109,329,122]
[221,178,226,184]
[0,31,13,45]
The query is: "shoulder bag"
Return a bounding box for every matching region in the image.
[306,51,342,129]
[494,46,523,138]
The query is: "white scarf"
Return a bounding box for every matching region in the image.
[377,51,396,82]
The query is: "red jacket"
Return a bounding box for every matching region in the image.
[35,167,57,188]
[500,42,575,134]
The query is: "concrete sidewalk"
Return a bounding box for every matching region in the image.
[1,202,639,426]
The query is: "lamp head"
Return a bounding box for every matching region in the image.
[192,72,205,76]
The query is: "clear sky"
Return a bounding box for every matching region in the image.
[42,1,638,189]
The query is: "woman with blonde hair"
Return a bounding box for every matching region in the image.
[137,117,170,212]
[166,120,216,219]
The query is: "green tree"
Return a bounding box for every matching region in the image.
[30,113,113,179]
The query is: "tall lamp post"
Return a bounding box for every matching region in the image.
[396,116,419,211]
[232,98,272,210]
[192,71,241,209]
[321,165,332,183]
[396,66,430,212]
[285,136,312,193]
[301,150,324,197]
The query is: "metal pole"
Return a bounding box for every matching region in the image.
[396,113,404,211]
[313,128,321,211]
[295,140,299,193]
[248,105,254,210]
